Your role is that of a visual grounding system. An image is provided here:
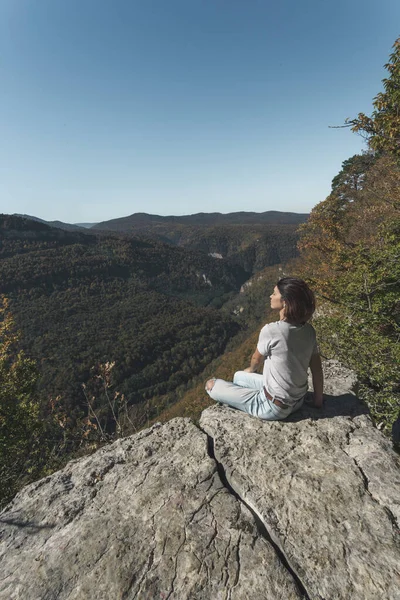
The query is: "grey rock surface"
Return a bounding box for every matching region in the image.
[0,419,301,600]
[1,360,399,600]
[308,358,359,397]
[200,363,400,600]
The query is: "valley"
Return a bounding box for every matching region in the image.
[0,212,301,451]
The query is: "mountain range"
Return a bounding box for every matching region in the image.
[13,210,307,231]
[12,211,306,274]
[93,210,308,230]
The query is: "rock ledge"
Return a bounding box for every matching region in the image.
[1,362,399,599]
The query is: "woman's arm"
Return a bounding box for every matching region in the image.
[309,353,324,407]
[244,348,264,373]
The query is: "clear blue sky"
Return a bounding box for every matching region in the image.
[1,1,399,223]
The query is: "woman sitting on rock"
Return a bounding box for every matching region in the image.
[205,277,324,420]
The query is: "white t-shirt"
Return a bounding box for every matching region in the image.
[257,320,318,405]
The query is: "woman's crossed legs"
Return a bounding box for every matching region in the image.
[205,371,295,421]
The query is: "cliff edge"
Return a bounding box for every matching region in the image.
[0,361,399,599]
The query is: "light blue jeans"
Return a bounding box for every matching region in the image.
[206,371,304,421]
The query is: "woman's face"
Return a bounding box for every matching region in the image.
[270,286,284,311]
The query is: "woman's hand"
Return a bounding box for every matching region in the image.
[313,395,324,408]
[304,392,324,407]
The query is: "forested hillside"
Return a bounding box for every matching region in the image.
[0,215,248,434]
[93,212,304,274]
[0,215,248,303]
[298,39,400,435]
[133,223,299,272]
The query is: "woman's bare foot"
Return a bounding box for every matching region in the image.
[205,378,216,392]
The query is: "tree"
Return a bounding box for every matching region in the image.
[299,153,400,435]
[331,153,377,197]
[346,38,400,156]
[0,298,43,506]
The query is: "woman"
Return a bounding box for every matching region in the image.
[205,277,324,420]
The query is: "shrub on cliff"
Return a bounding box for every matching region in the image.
[0,299,44,505]
[0,299,67,507]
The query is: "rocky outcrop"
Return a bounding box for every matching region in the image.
[1,362,399,599]
[201,408,400,599]
[0,420,303,600]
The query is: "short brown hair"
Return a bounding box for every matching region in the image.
[276,277,315,324]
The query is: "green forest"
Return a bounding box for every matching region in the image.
[1,38,400,508]
[135,223,301,274]
[0,215,251,409]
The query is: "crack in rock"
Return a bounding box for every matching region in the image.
[202,427,312,600]
[344,423,400,537]
[200,399,400,600]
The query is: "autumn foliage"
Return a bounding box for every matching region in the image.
[0,299,46,506]
[346,39,400,156]
[298,38,400,433]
